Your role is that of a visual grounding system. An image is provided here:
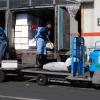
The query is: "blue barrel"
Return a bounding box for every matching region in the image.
[89,50,100,71]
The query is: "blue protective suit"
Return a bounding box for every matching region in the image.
[35,27,50,55]
[0,27,7,61]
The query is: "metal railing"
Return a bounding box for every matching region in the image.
[9,0,29,9]
[0,0,84,9]
[9,0,53,9]
[31,0,53,6]
[0,0,7,9]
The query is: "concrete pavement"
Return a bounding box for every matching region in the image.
[0,80,100,100]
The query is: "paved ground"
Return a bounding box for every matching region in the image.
[0,77,100,100]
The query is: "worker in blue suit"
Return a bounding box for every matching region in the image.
[32,22,52,67]
[0,26,7,63]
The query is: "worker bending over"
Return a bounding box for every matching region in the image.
[32,22,52,67]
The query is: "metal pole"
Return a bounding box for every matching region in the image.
[29,0,32,7]
[5,0,9,36]
[7,0,9,9]
[53,0,57,51]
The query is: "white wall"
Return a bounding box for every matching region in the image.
[82,3,94,33]
[82,3,94,49]
[93,0,100,32]
[81,0,100,60]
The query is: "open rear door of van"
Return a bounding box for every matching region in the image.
[57,6,70,51]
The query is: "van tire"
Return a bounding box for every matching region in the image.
[0,70,5,82]
[37,74,48,85]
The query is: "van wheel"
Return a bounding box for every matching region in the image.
[0,70,5,82]
[17,71,24,80]
[37,74,48,85]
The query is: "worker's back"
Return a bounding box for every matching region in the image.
[35,27,49,41]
